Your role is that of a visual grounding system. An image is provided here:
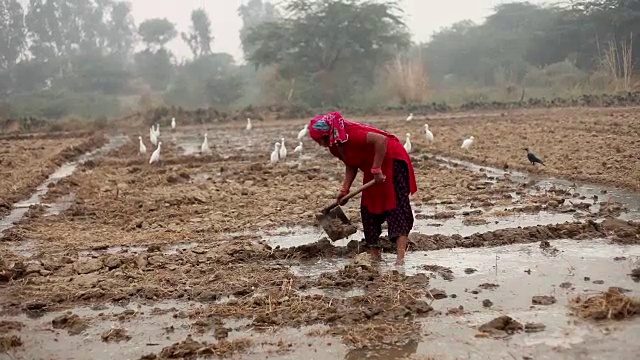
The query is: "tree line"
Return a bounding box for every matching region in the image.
[0,0,637,120]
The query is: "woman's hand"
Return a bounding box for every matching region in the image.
[373,172,386,184]
[337,188,349,205]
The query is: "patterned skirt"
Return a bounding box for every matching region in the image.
[360,159,414,247]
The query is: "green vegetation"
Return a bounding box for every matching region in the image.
[0,0,637,121]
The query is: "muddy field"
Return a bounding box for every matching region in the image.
[0,133,105,217]
[1,107,640,360]
[396,107,640,191]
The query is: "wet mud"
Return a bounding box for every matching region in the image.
[0,133,107,217]
[2,107,640,359]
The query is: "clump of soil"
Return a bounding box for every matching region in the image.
[422,265,454,281]
[560,282,573,289]
[532,295,557,305]
[0,321,23,334]
[477,316,523,337]
[569,288,640,320]
[478,283,499,290]
[427,289,447,300]
[337,321,421,349]
[51,312,89,335]
[0,335,22,352]
[191,318,229,340]
[630,267,640,283]
[539,240,559,256]
[482,299,493,308]
[524,322,546,333]
[101,328,131,343]
[154,335,252,359]
[0,259,26,283]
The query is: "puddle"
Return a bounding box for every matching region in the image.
[292,239,640,358]
[43,193,77,216]
[4,240,638,360]
[414,211,579,237]
[403,239,640,359]
[260,208,582,249]
[0,135,128,236]
[432,154,640,220]
[259,226,362,249]
[0,298,347,360]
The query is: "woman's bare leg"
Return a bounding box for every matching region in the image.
[370,247,382,261]
[395,235,408,265]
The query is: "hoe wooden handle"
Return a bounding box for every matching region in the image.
[321,180,377,213]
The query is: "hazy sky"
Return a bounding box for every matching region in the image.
[18,0,553,62]
[130,0,553,63]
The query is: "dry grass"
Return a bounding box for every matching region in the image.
[569,288,640,320]
[597,34,635,92]
[384,55,430,104]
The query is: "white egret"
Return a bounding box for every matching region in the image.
[270,143,281,164]
[201,133,210,154]
[424,124,434,143]
[279,137,287,159]
[149,142,162,165]
[150,126,158,146]
[293,142,303,155]
[246,118,252,131]
[403,133,412,153]
[406,113,413,122]
[297,124,308,140]
[138,136,147,155]
[461,136,475,150]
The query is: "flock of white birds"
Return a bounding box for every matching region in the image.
[403,112,474,153]
[270,124,308,165]
[139,117,175,164]
[138,114,475,166]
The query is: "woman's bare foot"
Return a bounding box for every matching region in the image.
[395,235,408,265]
[370,247,382,261]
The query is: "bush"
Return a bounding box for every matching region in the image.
[523,60,588,89]
[7,91,123,119]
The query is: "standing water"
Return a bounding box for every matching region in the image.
[0,135,128,236]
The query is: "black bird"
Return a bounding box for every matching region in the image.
[523,148,545,166]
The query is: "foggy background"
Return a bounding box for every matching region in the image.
[1,0,637,120]
[127,0,551,62]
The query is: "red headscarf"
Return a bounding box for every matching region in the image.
[308,111,350,147]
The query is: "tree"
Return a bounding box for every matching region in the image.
[0,0,26,70]
[138,18,177,51]
[238,0,280,56]
[181,8,213,58]
[165,53,242,107]
[244,0,410,106]
[106,1,136,58]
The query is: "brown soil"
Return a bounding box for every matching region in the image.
[273,220,640,259]
[147,336,252,359]
[101,328,132,343]
[631,267,640,282]
[1,107,639,356]
[0,133,106,216]
[388,107,640,191]
[0,334,22,352]
[0,321,23,334]
[478,315,524,337]
[51,312,89,335]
